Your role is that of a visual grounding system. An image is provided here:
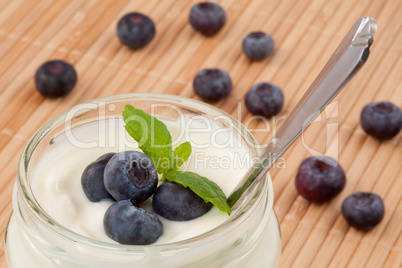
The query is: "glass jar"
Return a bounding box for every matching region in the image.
[5,93,281,268]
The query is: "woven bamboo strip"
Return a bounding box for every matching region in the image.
[0,0,101,136]
[356,192,402,268]
[381,233,402,268]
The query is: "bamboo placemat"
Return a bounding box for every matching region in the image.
[0,0,401,267]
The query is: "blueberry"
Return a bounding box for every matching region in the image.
[117,12,155,49]
[104,200,163,245]
[104,151,158,204]
[81,153,116,202]
[152,182,213,221]
[34,60,77,98]
[245,82,284,117]
[295,156,346,203]
[342,192,385,231]
[242,32,275,61]
[193,68,232,102]
[189,2,226,36]
[360,101,402,140]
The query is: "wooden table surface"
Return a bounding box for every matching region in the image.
[0,0,401,267]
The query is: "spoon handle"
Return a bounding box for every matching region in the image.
[227,17,377,208]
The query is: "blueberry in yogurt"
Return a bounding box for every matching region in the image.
[81,153,116,202]
[104,200,163,245]
[104,151,158,204]
[152,182,213,221]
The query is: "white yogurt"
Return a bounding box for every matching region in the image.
[6,112,281,268]
[32,116,251,244]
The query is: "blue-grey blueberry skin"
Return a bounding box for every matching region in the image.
[360,101,402,140]
[152,182,213,221]
[242,32,275,61]
[104,151,158,205]
[193,68,232,102]
[295,156,346,204]
[342,192,384,231]
[245,82,284,117]
[81,153,116,202]
[189,2,226,36]
[34,60,77,98]
[104,200,163,245]
[117,12,155,49]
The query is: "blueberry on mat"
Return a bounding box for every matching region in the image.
[242,32,275,61]
[34,60,77,98]
[360,101,402,140]
[189,2,226,36]
[193,68,232,102]
[342,192,384,231]
[295,156,346,203]
[245,82,284,117]
[117,12,155,49]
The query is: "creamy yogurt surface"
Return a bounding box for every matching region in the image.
[32,115,251,244]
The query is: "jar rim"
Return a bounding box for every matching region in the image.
[17,93,273,251]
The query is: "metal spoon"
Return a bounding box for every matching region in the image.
[227,17,377,208]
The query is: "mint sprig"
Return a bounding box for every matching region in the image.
[123,105,191,174]
[122,104,231,215]
[163,171,231,215]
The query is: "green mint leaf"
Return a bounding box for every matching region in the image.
[122,105,191,174]
[163,171,232,215]
[172,141,191,169]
